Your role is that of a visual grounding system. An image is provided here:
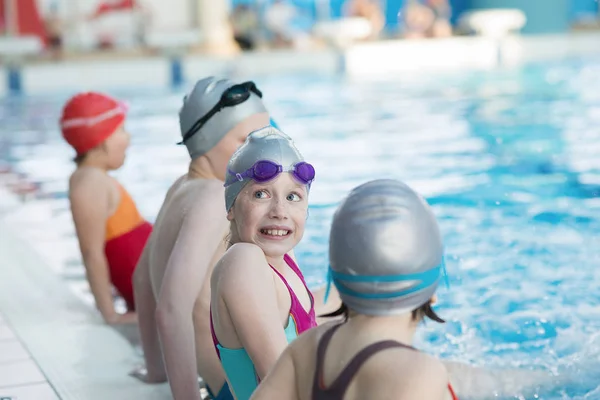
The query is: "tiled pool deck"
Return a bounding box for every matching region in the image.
[0,215,173,400]
[0,312,60,400]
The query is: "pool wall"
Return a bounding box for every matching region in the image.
[2,31,600,97]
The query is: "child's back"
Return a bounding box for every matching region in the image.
[293,320,450,399]
[62,92,151,321]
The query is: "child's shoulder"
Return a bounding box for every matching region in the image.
[219,243,266,273]
[213,243,270,290]
[69,167,112,194]
[381,349,448,389]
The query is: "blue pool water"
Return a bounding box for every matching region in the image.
[1,59,600,399]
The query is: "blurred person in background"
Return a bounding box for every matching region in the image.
[44,1,64,59]
[61,92,152,325]
[345,0,385,40]
[400,0,452,39]
[265,0,313,49]
[230,4,259,51]
[425,0,452,38]
[88,0,150,50]
[400,0,435,39]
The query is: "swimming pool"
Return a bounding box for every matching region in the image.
[1,58,600,399]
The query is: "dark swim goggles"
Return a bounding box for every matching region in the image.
[178,81,262,145]
[224,160,316,187]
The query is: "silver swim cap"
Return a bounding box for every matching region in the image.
[325,179,446,317]
[224,126,314,211]
[179,77,268,159]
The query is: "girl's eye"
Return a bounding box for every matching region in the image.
[254,190,268,199]
[287,193,301,202]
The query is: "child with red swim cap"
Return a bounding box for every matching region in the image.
[61,91,152,324]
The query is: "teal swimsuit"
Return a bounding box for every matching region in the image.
[210,254,317,400]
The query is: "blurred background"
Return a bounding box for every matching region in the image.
[1,0,599,58]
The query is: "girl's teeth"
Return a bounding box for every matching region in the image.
[264,229,289,236]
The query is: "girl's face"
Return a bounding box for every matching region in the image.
[103,124,130,170]
[228,173,308,258]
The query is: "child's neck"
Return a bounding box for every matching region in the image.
[265,254,287,271]
[78,159,109,172]
[188,157,219,181]
[346,312,418,346]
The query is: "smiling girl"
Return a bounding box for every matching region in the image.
[209,126,317,400]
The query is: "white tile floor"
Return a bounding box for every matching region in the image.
[0,383,59,400]
[0,312,59,400]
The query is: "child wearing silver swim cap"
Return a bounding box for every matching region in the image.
[132,76,271,400]
[209,126,320,400]
[251,179,457,400]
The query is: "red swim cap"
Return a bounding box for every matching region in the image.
[60,92,128,156]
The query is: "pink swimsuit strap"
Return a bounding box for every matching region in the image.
[210,254,317,358]
[269,254,317,335]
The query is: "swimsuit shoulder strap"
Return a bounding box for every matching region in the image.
[209,308,221,358]
[312,324,343,399]
[283,254,315,308]
[312,324,417,400]
[269,263,293,292]
[448,382,459,400]
[105,181,144,241]
[269,256,312,305]
[283,253,303,279]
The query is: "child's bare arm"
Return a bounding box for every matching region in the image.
[131,241,167,382]
[250,344,299,400]
[70,172,122,323]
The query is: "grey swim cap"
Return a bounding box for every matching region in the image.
[326,179,445,317]
[224,126,309,211]
[179,77,268,159]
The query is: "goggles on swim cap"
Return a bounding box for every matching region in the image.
[324,258,449,304]
[225,160,315,187]
[178,81,262,145]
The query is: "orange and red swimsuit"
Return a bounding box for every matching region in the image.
[104,183,152,311]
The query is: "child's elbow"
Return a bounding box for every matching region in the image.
[155,296,189,331]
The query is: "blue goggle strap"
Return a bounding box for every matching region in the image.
[324,257,449,303]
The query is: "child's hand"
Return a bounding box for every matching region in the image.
[109,312,138,325]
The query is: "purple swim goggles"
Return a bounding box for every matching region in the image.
[225,160,315,187]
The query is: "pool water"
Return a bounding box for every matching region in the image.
[1,59,600,399]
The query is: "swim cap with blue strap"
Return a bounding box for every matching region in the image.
[324,179,449,316]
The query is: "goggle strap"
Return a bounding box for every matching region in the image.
[324,269,333,304]
[326,260,447,301]
[329,264,441,283]
[178,82,259,145]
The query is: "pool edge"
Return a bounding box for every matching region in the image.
[0,218,172,400]
[2,32,600,96]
